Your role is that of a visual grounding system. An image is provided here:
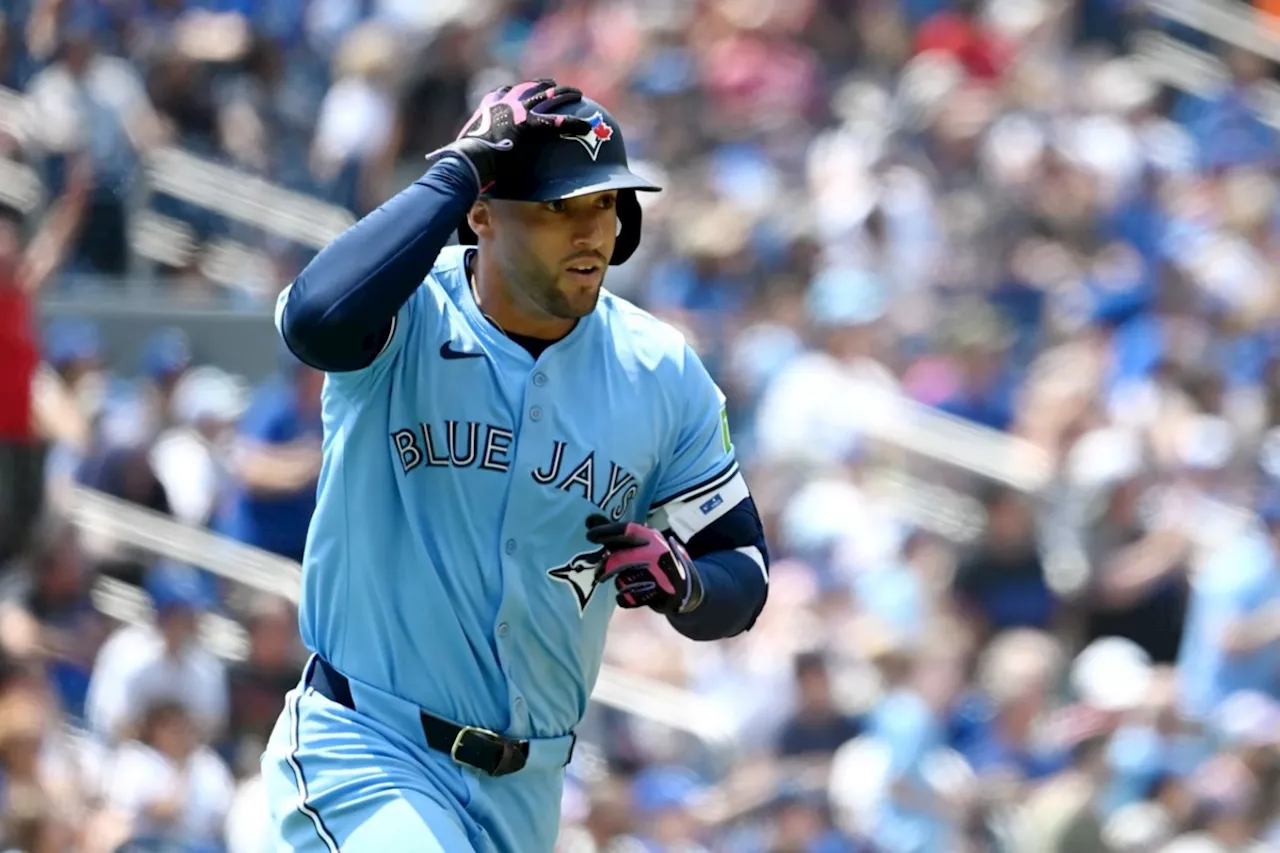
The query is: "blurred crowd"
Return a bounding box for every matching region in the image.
[3,0,1280,851]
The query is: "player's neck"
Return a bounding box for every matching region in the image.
[470,253,576,341]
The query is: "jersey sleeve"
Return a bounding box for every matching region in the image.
[647,344,747,544]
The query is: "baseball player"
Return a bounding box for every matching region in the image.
[261,79,771,852]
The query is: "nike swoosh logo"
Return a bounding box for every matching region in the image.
[440,341,484,360]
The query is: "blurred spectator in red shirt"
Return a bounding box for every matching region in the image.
[0,158,89,565]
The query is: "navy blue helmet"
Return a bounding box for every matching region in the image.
[456,96,660,266]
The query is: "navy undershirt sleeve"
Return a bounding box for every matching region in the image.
[667,498,770,641]
[278,156,479,372]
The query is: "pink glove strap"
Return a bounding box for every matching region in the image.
[600,523,680,598]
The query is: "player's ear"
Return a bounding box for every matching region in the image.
[468,201,494,239]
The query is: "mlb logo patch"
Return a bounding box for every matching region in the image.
[699,494,724,515]
[570,112,614,161]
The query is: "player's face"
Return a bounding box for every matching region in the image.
[488,191,618,321]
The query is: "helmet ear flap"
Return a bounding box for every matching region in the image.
[610,190,641,266]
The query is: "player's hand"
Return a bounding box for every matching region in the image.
[585,514,704,615]
[428,79,592,194]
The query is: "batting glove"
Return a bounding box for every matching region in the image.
[585,514,704,615]
[427,79,592,194]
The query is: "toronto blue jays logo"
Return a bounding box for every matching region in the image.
[570,112,614,161]
[548,546,609,615]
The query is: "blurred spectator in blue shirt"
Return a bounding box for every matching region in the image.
[765,785,867,853]
[135,326,194,437]
[952,484,1057,638]
[859,643,967,853]
[215,355,322,562]
[1103,669,1209,818]
[626,765,712,853]
[0,518,105,723]
[954,630,1070,795]
[931,304,1019,433]
[774,652,863,759]
[1176,493,1280,722]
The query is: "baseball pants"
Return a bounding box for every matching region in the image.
[261,657,574,852]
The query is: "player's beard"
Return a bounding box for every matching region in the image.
[507,245,602,321]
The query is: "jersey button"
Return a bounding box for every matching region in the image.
[513,696,524,711]
[529,406,543,421]
[532,372,547,387]
[504,539,517,554]
[497,623,509,637]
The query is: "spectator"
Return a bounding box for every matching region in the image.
[74,431,173,517]
[952,484,1057,638]
[1103,666,1209,818]
[0,162,90,565]
[624,766,712,853]
[860,642,968,853]
[148,366,248,528]
[956,630,1069,791]
[0,678,97,844]
[774,651,863,759]
[0,518,106,721]
[752,265,895,469]
[1011,707,1113,853]
[556,777,636,853]
[84,561,227,743]
[135,326,194,440]
[39,316,111,505]
[224,595,300,772]
[215,355,322,563]
[104,698,235,850]
[308,23,401,214]
[1074,427,1191,664]
[1176,490,1280,721]
[23,12,167,275]
[766,785,866,853]
[930,304,1019,433]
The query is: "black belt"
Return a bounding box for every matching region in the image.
[307,656,542,778]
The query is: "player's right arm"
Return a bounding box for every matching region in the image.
[277,80,590,374]
[276,157,477,373]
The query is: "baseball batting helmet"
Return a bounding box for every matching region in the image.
[456,96,661,266]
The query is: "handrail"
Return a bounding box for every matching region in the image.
[142,146,355,249]
[1145,0,1280,65]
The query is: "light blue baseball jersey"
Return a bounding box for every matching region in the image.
[274,245,750,740]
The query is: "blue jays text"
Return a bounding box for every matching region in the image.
[392,423,643,522]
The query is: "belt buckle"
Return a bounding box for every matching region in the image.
[450,726,528,777]
[450,725,499,764]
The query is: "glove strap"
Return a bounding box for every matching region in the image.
[668,537,703,614]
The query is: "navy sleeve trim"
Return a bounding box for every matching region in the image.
[649,458,739,511]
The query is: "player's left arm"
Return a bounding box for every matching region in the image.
[587,344,768,641]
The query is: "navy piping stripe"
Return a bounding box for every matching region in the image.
[285,661,341,853]
[650,459,740,510]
